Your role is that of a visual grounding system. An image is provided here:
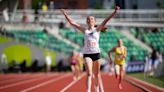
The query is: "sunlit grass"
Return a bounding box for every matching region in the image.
[128,72,164,88]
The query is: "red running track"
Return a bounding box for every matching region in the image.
[0,72,162,92]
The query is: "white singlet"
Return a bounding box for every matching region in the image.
[83,27,100,54]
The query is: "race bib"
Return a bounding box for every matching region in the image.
[87,40,97,47]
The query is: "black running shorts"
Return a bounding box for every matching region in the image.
[83,53,100,61]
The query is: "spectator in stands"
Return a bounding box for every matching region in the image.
[1,53,7,63]
[57,59,63,72]
[43,26,48,34]
[60,6,120,92]
[49,1,55,18]
[0,26,4,35]
[0,25,8,37]
[58,21,65,29]
[1,53,8,72]
[9,60,19,73]
[144,51,151,77]
[156,48,163,63]
[3,8,9,22]
[31,59,38,72]
[108,39,127,89]
[34,9,39,22]
[34,1,42,22]
[20,59,26,72]
[130,52,136,61]
[149,49,159,76]
[38,2,42,9]
[41,2,48,18]
[42,2,48,11]
[49,1,54,10]
[144,27,151,33]
[151,28,159,33]
[135,27,140,39]
[22,11,28,23]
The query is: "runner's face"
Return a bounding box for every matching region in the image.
[118,39,123,46]
[86,16,95,28]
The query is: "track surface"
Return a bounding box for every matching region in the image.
[0,72,162,92]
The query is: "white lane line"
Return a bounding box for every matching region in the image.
[0,74,44,84]
[99,73,104,92]
[20,74,71,92]
[0,74,58,89]
[60,74,85,92]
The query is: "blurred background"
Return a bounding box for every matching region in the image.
[0,0,164,88]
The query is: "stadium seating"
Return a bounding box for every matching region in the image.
[6,30,74,54]
[130,28,164,52]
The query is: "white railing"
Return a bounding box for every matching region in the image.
[0,9,164,27]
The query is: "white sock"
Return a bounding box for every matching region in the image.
[87,89,91,92]
[95,86,99,92]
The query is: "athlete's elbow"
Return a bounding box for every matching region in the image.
[108,51,111,55]
[67,21,74,26]
[70,21,76,25]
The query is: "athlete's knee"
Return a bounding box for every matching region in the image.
[87,72,92,77]
[93,70,100,78]
[94,73,100,79]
